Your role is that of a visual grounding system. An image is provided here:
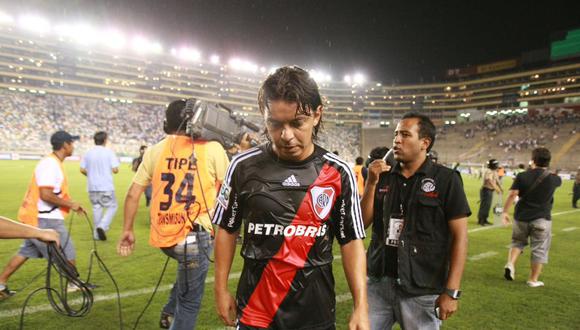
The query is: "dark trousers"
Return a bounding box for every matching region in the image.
[478,188,494,224]
[573,183,580,208]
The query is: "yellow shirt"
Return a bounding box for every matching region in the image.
[133,136,230,236]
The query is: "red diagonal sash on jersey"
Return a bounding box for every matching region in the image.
[239,163,342,328]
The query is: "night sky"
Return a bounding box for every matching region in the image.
[2,0,580,83]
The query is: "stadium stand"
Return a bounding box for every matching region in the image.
[0,24,579,169]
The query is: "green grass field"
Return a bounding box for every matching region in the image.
[0,160,578,329]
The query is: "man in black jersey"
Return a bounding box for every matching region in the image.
[213,66,369,330]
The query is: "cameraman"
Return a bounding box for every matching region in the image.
[117,100,229,329]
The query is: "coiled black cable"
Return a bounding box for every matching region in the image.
[18,213,123,330]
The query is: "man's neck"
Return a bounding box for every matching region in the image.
[52,150,66,162]
[400,155,426,178]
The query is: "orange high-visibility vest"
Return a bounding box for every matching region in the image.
[18,154,70,227]
[149,136,218,248]
[353,164,365,196]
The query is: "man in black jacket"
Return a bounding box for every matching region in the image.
[361,112,470,329]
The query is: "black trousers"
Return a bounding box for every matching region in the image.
[478,188,494,224]
[573,183,580,208]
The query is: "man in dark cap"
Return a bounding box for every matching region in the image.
[0,131,87,299]
[477,159,502,226]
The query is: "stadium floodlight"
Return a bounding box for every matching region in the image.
[176,47,201,61]
[210,54,220,65]
[353,73,366,85]
[228,58,258,73]
[74,23,99,45]
[18,14,50,34]
[102,28,126,49]
[132,36,163,54]
[310,69,331,83]
[53,23,75,40]
[343,75,352,84]
[0,10,14,25]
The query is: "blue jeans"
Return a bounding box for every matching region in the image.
[368,276,441,330]
[161,231,212,330]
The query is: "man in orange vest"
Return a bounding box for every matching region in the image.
[0,131,86,300]
[117,100,229,329]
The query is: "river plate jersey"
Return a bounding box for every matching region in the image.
[213,143,365,329]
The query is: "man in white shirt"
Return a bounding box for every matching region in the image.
[81,131,120,241]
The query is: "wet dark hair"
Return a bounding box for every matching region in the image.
[94,131,107,145]
[532,147,551,167]
[401,112,436,152]
[258,66,323,137]
[355,157,364,165]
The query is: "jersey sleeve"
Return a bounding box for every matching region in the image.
[212,158,243,233]
[331,165,366,245]
[35,158,59,188]
[444,171,472,220]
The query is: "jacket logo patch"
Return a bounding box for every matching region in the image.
[310,186,335,220]
[420,178,436,193]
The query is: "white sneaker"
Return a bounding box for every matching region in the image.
[504,263,515,281]
[527,280,545,288]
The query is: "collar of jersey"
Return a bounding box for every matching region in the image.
[266,142,320,167]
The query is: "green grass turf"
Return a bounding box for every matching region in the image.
[0,160,578,329]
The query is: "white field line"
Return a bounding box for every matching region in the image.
[0,272,241,319]
[562,227,578,232]
[468,208,579,234]
[7,208,578,319]
[468,251,498,261]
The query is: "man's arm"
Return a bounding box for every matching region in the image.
[117,182,146,256]
[436,216,468,321]
[39,187,85,214]
[501,189,519,225]
[361,160,390,229]
[341,239,370,330]
[0,216,59,244]
[214,227,238,326]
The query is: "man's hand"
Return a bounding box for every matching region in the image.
[215,289,237,326]
[435,293,458,321]
[348,305,370,330]
[36,228,60,246]
[501,212,511,226]
[70,202,86,215]
[367,160,391,185]
[117,230,135,256]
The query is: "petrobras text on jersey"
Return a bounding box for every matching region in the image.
[247,222,328,237]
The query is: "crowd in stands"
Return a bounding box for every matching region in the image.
[0,91,362,162]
